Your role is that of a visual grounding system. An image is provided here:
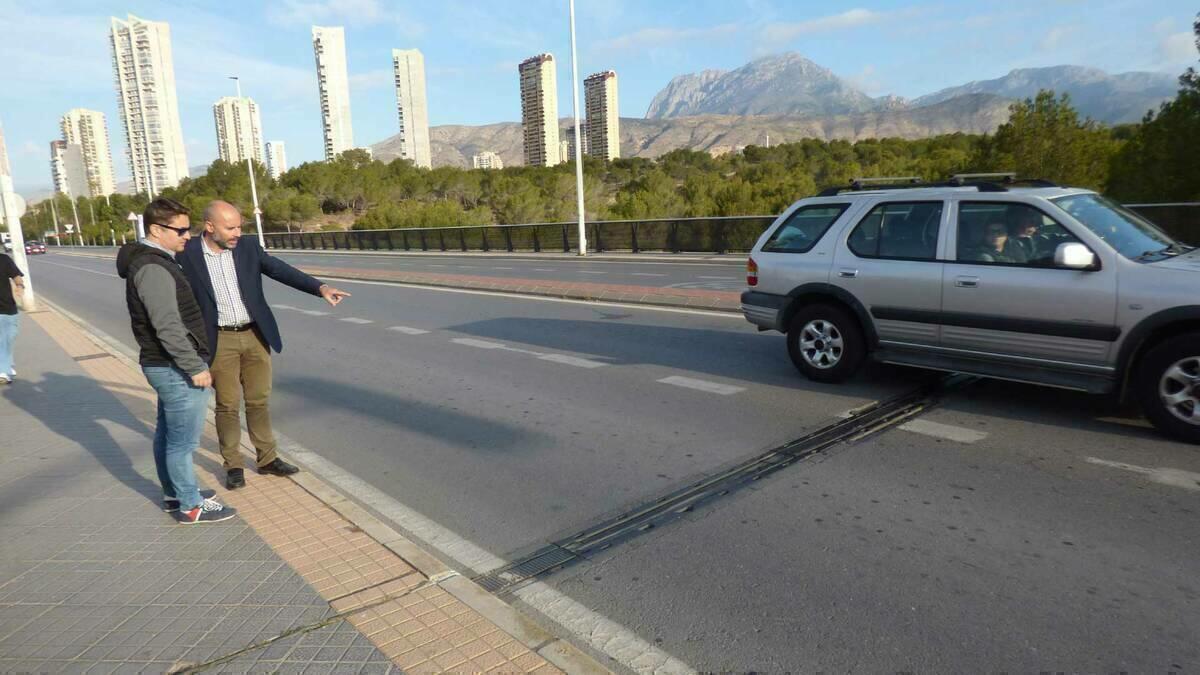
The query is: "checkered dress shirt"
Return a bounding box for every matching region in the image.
[201,237,252,327]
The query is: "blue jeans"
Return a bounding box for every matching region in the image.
[0,313,17,376]
[142,366,211,510]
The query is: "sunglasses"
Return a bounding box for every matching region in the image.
[154,223,191,236]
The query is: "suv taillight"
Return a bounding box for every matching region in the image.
[747,257,758,286]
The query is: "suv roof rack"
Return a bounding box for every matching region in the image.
[816,173,1062,197]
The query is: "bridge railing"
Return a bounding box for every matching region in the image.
[263,204,1199,253]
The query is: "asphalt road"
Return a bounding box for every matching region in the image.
[50,246,750,291]
[25,251,1200,671]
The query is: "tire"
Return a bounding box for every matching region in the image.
[786,304,866,383]
[1137,333,1200,445]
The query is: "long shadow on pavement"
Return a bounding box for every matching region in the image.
[1,372,163,509]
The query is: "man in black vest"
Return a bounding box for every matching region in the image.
[117,198,237,524]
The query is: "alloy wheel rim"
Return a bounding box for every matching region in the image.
[799,319,844,370]
[1159,356,1200,426]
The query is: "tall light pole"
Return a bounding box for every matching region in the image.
[229,77,267,250]
[568,0,587,256]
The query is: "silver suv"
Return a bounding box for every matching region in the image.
[742,177,1200,444]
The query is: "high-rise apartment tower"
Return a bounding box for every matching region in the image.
[391,49,432,169]
[109,14,189,194]
[60,109,116,197]
[213,97,264,165]
[584,70,620,161]
[519,54,560,167]
[312,26,354,160]
[266,141,288,179]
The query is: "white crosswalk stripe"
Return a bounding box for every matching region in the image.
[656,376,745,395]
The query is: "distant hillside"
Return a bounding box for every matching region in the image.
[912,66,1178,123]
[372,94,1012,168]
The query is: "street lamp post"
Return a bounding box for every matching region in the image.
[568,0,587,256]
[229,76,267,250]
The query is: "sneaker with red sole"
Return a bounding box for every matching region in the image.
[176,497,238,524]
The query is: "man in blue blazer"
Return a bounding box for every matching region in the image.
[179,200,350,489]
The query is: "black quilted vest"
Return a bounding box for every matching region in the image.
[122,244,211,368]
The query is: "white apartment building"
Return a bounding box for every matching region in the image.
[472,151,503,170]
[519,54,560,167]
[213,96,264,165]
[266,141,288,179]
[60,109,117,197]
[109,14,189,195]
[312,26,354,161]
[392,49,432,169]
[584,70,620,161]
[50,140,90,199]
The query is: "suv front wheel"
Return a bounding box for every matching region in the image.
[787,304,865,383]
[1138,333,1200,445]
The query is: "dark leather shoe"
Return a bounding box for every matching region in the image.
[226,468,246,489]
[259,458,300,477]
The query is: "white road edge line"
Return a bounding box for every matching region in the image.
[38,293,696,675]
[656,375,746,395]
[1085,457,1200,492]
[339,317,374,324]
[314,276,743,319]
[630,273,667,277]
[388,326,431,335]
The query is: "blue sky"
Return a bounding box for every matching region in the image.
[1,0,1196,194]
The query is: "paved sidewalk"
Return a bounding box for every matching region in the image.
[0,308,591,673]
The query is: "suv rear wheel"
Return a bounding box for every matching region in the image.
[787,304,865,383]
[1138,333,1200,444]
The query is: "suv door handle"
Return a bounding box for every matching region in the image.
[838,268,858,278]
[955,276,980,288]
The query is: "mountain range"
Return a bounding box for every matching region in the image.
[371,53,1179,168]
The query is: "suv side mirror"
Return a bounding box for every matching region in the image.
[1055,242,1098,270]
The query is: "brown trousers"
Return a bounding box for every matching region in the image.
[210,329,278,470]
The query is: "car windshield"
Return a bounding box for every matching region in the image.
[1051,194,1182,261]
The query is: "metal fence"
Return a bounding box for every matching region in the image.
[263,204,1199,254]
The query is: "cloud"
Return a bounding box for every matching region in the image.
[594,23,741,52]
[1038,25,1079,51]
[349,68,393,92]
[761,8,892,43]
[17,141,43,158]
[842,64,885,95]
[266,0,425,36]
[1158,31,1197,64]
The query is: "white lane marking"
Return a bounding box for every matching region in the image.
[532,268,556,272]
[315,276,743,318]
[492,266,514,270]
[35,260,119,278]
[299,309,329,316]
[40,294,693,674]
[339,317,374,324]
[578,271,607,275]
[656,375,745,395]
[1085,457,1200,492]
[538,354,608,368]
[451,337,506,349]
[630,272,667,277]
[427,264,447,267]
[697,275,737,280]
[272,304,298,311]
[275,436,693,674]
[898,419,989,444]
[388,326,431,335]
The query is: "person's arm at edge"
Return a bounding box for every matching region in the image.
[255,240,351,305]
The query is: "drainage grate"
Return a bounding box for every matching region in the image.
[473,375,972,595]
[476,545,577,593]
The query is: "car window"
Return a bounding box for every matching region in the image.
[956,202,1081,267]
[848,201,943,260]
[762,204,849,253]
